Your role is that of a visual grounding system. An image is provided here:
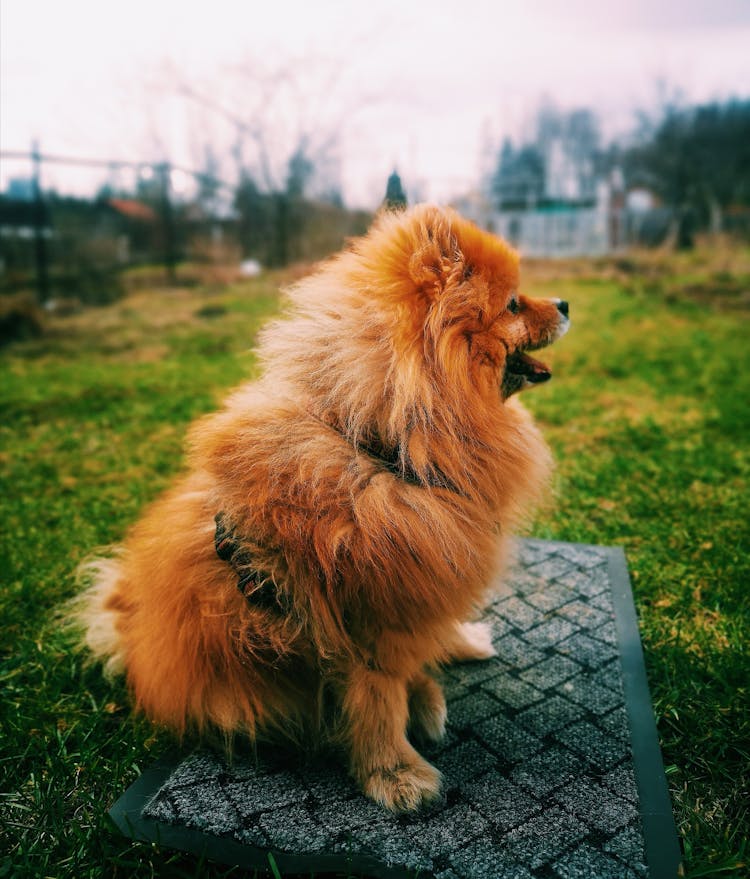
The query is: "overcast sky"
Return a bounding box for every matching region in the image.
[2,0,749,207]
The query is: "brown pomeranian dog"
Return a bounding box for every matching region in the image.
[78,205,569,812]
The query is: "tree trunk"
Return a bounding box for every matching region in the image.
[708,195,723,236]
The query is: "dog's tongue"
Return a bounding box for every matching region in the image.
[512,351,551,383]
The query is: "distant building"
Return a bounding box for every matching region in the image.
[459,136,630,257]
[5,177,35,202]
[99,198,158,263]
[106,198,157,224]
[488,196,610,257]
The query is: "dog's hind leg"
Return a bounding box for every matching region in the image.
[443,620,497,663]
[342,666,442,812]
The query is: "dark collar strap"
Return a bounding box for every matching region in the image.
[308,409,458,492]
[214,513,286,612]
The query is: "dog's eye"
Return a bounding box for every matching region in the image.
[507,296,520,315]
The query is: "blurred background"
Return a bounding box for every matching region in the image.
[1,0,749,308]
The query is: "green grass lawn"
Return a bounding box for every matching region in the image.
[1,251,748,877]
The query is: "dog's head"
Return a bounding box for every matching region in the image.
[261,205,569,446]
[366,205,570,403]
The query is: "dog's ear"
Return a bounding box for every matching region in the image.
[407,212,463,296]
[408,243,445,291]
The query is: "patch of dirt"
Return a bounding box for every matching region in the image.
[677,280,750,310]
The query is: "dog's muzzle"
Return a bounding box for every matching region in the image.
[501,299,570,398]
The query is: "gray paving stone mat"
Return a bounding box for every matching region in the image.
[110,540,681,878]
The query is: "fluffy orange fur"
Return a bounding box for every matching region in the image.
[78,205,569,811]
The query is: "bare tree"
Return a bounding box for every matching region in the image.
[162,54,383,264]
[172,54,381,199]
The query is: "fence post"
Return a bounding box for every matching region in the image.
[31,141,50,303]
[158,162,177,284]
[273,192,288,267]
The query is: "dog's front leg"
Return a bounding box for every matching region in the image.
[407,670,447,743]
[343,665,442,812]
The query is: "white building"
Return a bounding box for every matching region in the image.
[455,142,627,257]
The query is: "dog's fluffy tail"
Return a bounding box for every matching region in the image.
[68,553,127,678]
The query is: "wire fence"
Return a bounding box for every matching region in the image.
[0,145,371,305]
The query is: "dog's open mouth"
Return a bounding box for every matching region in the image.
[507,350,551,384]
[502,349,552,398]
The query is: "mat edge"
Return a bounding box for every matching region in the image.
[108,755,409,877]
[605,546,683,879]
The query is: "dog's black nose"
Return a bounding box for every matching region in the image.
[557,300,569,318]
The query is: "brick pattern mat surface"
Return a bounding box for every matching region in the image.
[141,540,652,878]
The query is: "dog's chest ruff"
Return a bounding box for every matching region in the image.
[214,422,463,609]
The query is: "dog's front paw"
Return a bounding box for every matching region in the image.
[408,674,447,743]
[364,757,442,813]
